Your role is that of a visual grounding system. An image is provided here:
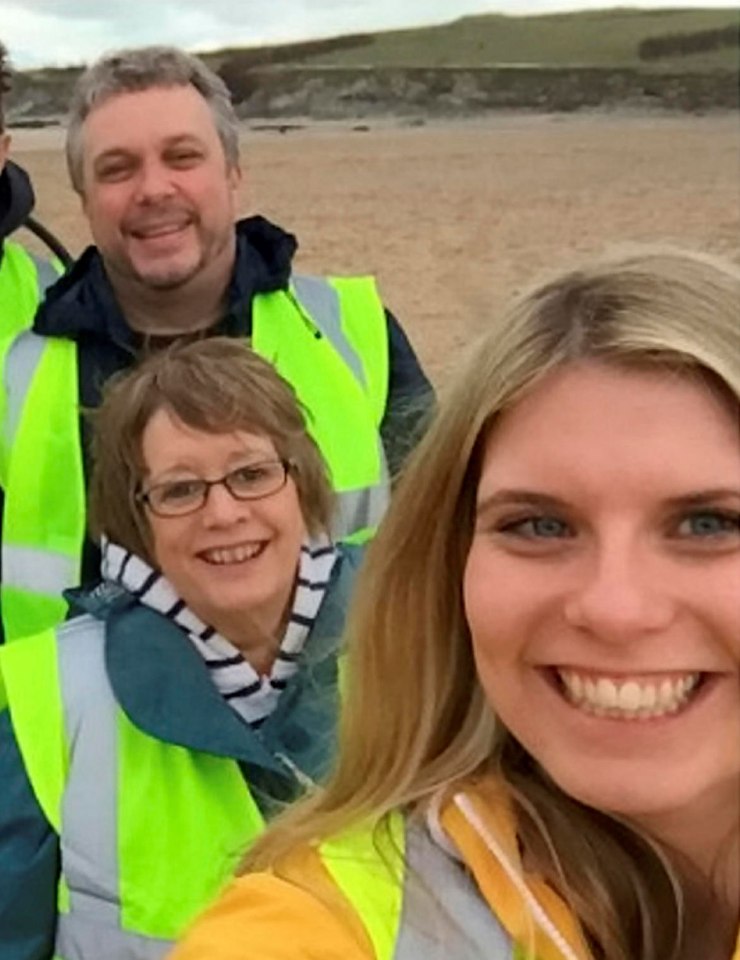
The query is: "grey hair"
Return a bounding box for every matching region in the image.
[66,45,239,193]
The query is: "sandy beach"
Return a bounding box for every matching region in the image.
[12,112,740,384]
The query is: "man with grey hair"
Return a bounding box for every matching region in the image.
[0,46,432,645]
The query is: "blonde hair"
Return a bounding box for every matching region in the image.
[88,337,334,564]
[245,248,740,959]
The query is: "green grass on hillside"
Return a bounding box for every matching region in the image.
[288,7,739,71]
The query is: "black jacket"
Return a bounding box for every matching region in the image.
[0,161,34,254]
[24,215,433,587]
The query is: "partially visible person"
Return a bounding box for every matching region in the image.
[0,338,365,959]
[171,249,740,960]
[0,40,62,336]
[0,45,432,643]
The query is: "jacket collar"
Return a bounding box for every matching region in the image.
[65,546,352,775]
[32,215,297,346]
[433,779,591,960]
[67,582,286,772]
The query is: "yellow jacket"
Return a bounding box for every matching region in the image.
[171,779,740,960]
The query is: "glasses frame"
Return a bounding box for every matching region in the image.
[137,458,294,518]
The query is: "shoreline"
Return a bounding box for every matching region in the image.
[11,107,740,151]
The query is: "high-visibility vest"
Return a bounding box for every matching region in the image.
[319,817,518,960]
[0,619,266,959]
[0,240,60,337]
[0,274,389,642]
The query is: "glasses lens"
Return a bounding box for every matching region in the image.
[148,479,206,516]
[226,461,286,500]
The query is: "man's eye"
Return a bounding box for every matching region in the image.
[168,150,202,167]
[498,516,572,539]
[96,163,133,182]
[676,510,740,538]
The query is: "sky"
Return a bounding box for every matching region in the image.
[3,0,739,68]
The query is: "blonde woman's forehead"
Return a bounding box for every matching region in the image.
[476,362,740,506]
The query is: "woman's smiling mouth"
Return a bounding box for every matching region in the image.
[552,668,709,720]
[199,541,266,565]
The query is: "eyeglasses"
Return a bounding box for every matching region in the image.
[138,459,293,518]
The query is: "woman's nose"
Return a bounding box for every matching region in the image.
[201,481,250,525]
[563,543,675,643]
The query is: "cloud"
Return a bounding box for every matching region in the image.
[4,0,739,68]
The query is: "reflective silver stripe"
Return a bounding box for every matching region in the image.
[291,274,367,389]
[3,330,45,447]
[28,252,60,294]
[290,274,389,538]
[2,544,78,594]
[56,618,124,952]
[395,824,513,960]
[336,479,389,540]
[57,913,171,960]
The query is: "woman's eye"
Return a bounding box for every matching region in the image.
[676,510,740,538]
[161,480,202,502]
[232,466,266,484]
[499,516,572,539]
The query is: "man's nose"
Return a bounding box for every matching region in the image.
[134,159,176,202]
[563,541,675,643]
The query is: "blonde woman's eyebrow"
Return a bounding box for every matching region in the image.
[475,490,568,516]
[662,489,740,508]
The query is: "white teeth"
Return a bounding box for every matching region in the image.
[596,678,617,708]
[203,543,262,565]
[617,681,641,712]
[134,222,188,239]
[558,670,701,720]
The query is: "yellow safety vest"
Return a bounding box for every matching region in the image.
[0,274,388,642]
[0,622,264,958]
[0,240,59,337]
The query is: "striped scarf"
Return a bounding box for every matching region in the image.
[101,536,338,727]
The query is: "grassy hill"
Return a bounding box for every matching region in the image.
[278,7,739,71]
[9,7,738,124]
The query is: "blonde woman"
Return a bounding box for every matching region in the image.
[172,250,740,960]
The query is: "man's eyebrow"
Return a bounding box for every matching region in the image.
[162,134,206,148]
[92,134,205,162]
[93,148,132,162]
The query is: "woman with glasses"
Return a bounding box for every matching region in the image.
[173,249,739,960]
[0,337,364,959]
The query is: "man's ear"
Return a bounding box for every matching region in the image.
[0,132,11,173]
[227,163,242,193]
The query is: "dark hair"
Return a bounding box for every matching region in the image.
[88,338,334,564]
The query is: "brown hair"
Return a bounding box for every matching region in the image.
[0,41,11,131]
[88,337,334,564]
[243,247,740,960]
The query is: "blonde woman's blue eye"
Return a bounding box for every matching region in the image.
[500,516,571,538]
[678,511,740,537]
